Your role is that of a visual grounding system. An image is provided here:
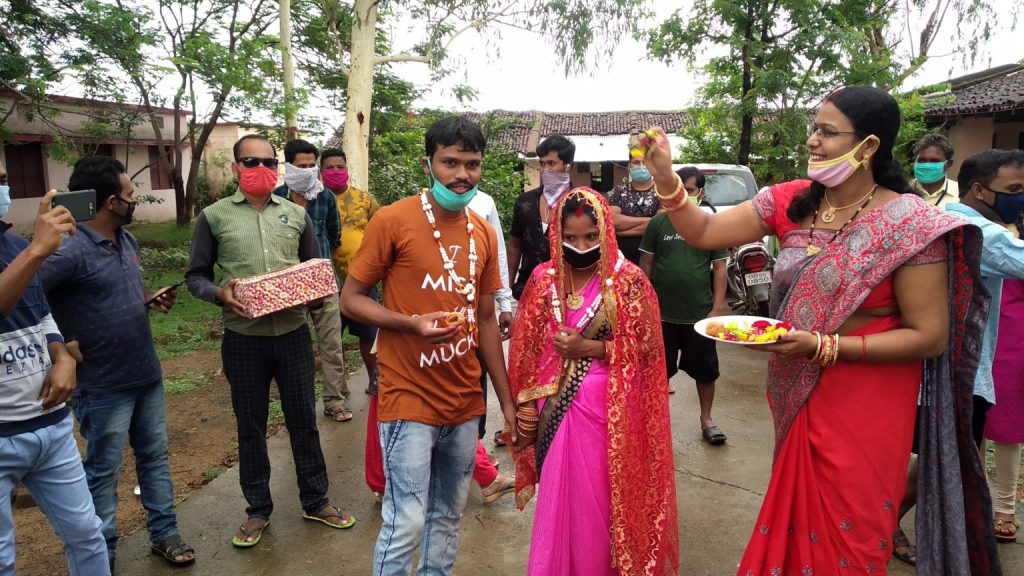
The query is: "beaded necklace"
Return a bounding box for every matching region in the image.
[548,257,622,328]
[420,191,478,331]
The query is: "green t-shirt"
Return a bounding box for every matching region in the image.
[638,213,729,324]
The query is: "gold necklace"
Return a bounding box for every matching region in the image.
[822,185,877,223]
[565,267,598,311]
[807,185,877,256]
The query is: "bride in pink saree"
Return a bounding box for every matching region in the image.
[507,188,678,576]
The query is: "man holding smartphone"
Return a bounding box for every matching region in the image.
[0,163,109,575]
[37,156,194,570]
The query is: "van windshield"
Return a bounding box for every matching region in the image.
[705,173,755,206]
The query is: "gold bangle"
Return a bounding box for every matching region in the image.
[831,335,841,366]
[810,332,823,362]
[655,173,684,202]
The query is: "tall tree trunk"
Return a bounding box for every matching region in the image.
[737,3,755,166]
[280,0,298,141]
[342,0,378,191]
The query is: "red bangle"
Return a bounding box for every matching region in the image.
[858,335,867,362]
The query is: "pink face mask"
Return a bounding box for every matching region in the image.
[806,136,873,188]
[322,169,349,191]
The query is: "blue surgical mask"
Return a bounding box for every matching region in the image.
[0,185,10,218]
[427,159,478,211]
[913,162,946,185]
[989,188,1024,224]
[630,166,652,184]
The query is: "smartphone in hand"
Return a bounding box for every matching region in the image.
[145,279,186,307]
[52,189,97,222]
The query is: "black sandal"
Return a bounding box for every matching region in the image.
[702,426,727,446]
[151,533,196,565]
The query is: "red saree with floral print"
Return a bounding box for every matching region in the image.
[507,188,679,576]
[737,181,1000,575]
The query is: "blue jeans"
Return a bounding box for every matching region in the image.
[74,381,178,553]
[0,413,108,575]
[374,418,479,576]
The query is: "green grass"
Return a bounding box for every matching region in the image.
[202,468,224,483]
[127,221,224,361]
[164,372,207,395]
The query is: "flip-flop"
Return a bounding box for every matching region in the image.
[701,426,727,446]
[482,476,516,505]
[231,519,269,548]
[303,505,357,529]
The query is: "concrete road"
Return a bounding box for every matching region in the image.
[118,345,1022,575]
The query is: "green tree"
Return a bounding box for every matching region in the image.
[648,0,1004,186]
[3,0,281,225]
[301,0,648,193]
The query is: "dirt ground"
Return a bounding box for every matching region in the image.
[12,349,243,576]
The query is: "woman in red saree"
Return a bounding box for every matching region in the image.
[507,188,678,575]
[642,86,1001,575]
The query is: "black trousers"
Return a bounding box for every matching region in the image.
[222,326,329,519]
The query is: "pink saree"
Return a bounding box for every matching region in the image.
[528,275,615,575]
[508,188,678,576]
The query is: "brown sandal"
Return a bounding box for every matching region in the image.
[892,527,917,565]
[995,517,1019,543]
[324,404,353,422]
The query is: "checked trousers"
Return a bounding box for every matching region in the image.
[221,326,330,519]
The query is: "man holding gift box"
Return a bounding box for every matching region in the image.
[186,134,355,549]
[272,139,352,423]
[341,116,516,575]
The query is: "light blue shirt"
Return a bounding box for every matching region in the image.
[946,203,1024,403]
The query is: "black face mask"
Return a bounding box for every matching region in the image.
[562,242,600,269]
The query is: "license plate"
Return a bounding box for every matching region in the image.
[744,271,772,286]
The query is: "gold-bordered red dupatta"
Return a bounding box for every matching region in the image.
[507,188,679,576]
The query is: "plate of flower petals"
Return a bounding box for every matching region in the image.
[694,316,793,345]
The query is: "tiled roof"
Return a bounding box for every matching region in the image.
[540,111,690,137]
[463,110,536,154]
[925,64,1024,118]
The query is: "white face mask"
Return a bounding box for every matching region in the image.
[284,164,324,200]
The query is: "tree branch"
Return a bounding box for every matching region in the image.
[374,16,492,66]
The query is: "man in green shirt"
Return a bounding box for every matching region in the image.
[639,166,730,446]
[186,135,355,549]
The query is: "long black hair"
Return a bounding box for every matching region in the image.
[788,86,911,223]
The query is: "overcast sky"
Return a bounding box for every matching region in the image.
[374,0,1021,117]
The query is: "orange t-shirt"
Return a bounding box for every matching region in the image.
[347,194,502,426]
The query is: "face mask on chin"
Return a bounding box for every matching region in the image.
[428,159,478,211]
[806,136,875,188]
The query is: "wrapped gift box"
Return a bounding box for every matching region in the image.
[234,259,338,318]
